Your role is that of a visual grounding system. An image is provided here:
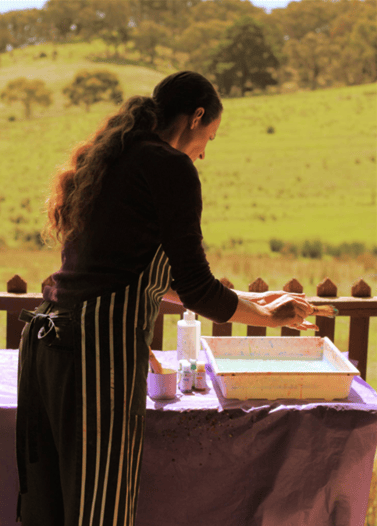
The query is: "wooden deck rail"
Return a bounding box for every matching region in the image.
[1,275,376,380]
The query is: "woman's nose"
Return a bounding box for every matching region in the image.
[199,151,205,160]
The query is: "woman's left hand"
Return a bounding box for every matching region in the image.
[265,294,318,331]
[236,289,307,306]
[254,291,306,306]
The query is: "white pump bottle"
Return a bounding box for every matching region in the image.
[176,310,201,362]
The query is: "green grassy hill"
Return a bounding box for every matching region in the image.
[0,40,376,255]
[201,84,376,253]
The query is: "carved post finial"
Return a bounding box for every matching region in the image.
[351,278,371,298]
[249,277,269,293]
[317,277,337,297]
[7,274,27,293]
[283,278,303,293]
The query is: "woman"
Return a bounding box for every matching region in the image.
[16,71,316,526]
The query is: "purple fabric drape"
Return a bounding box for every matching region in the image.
[1,349,377,526]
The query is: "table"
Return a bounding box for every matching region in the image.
[1,349,377,526]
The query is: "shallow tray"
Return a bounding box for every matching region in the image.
[201,336,360,401]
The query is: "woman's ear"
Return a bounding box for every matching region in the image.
[190,107,205,129]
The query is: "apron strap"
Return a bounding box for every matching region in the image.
[16,302,56,494]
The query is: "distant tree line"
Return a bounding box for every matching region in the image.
[0,0,376,95]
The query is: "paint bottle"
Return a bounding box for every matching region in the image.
[190,359,197,389]
[176,310,201,362]
[194,361,207,391]
[180,362,192,393]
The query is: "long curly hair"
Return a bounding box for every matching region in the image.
[44,71,223,245]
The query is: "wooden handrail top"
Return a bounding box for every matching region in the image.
[0,293,44,312]
[0,292,376,317]
[307,297,377,317]
[0,292,43,300]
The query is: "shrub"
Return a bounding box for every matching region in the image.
[270,238,284,252]
[340,242,365,257]
[301,239,323,259]
[326,242,366,258]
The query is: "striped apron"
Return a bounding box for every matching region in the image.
[16,244,171,526]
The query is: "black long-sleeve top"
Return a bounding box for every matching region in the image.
[43,132,238,323]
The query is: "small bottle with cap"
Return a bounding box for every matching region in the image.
[179,361,192,393]
[194,361,207,391]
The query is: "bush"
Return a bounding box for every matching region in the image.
[301,239,323,259]
[270,238,284,252]
[268,239,371,260]
[326,242,366,258]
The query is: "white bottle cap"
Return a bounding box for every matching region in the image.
[183,310,196,322]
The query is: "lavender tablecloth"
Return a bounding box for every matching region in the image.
[1,349,377,526]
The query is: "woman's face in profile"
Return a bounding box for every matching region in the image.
[181,114,222,163]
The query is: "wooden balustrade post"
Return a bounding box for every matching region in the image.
[6,275,27,349]
[247,277,268,337]
[315,278,337,342]
[281,278,304,337]
[212,277,233,337]
[348,279,371,380]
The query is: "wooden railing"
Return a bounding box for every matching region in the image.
[1,274,376,380]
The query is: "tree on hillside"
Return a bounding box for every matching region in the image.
[0,9,50,50]
[0,19,13,65]
[284,31,333,89]
[188,0,261,23]
[330,2,377,85]
[178,19,229,72]
[44,0,97,40]
[207,16,279,96]
[100,27,131,57]
[133,20,168,64]
[154,0,193,61]
[87,0,132,47]
[62,70,123,112]
[1,77,53,118]
[270,0,339,41]
[44,0,77,39]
